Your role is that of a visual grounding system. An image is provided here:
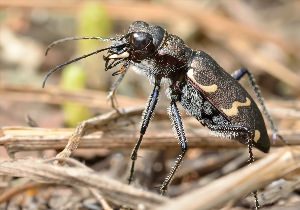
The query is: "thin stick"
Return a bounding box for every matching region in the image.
[55,107,144,161]
[90,188,113,210]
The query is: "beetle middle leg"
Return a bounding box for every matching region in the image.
[160,100,188,195]
[231,68,284,143]
[128,81,161,184]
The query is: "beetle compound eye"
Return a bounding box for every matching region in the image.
[130,32,152,50]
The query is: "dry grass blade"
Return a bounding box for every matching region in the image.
[0,158,167,209]
[154,146,300,210]
[0,84,144,108]
[2,126,299,154]
[89,188,113,210]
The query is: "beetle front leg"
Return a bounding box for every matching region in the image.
[231,68,284,143]
[160,100,188,195]
[107,72,126,111]
[107,63,129,111]
[128,81,161,184]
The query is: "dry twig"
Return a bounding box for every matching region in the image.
[55,107,144,160]
[0,158,167,209]
[2,126,298,154]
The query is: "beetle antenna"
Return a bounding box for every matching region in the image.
[45,36,117,56]
[42,46,113,88]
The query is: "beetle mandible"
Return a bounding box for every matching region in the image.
[44,21,281,197]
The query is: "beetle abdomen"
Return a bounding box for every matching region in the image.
[180,82,229,126]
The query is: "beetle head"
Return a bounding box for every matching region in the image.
[108,21,165,62]
[43,21,166,87]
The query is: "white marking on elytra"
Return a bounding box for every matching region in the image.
[187,69,218,93]
[254,130,261,142]
[221,97,251,117]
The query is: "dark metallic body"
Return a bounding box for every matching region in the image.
[125,21,270,153]
[44,21,276,199]
[111,21,272,194]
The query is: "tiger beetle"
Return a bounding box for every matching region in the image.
[43,21,283,207]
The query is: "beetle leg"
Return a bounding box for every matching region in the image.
[231,67,284,143]
[107,63,129,111]
[204,123,255,160]
[128,81,161,184]
[205,122,260,207]
[107,72,126,111]
[160,100,188,195]
[231,67,248,81]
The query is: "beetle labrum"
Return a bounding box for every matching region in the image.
[44,21,281,201]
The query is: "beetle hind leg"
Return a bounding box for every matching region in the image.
[205,122,260,208]
[204,122,255,156]
[231,67,284,144]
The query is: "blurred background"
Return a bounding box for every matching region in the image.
[1,1,300,209]
[1,0,300,128]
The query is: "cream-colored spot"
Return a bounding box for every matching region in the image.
[254,130,261,142]
[108,52,129,59]
[221,97,251,117]
[187,69,218,93]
